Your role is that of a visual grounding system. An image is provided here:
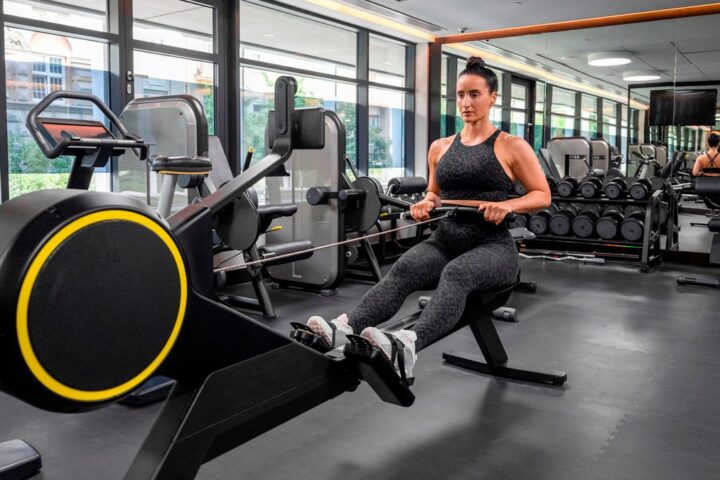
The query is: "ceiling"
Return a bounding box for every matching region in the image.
[363,0,714,35]
[315,1,720,100]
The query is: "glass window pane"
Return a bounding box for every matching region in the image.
[551,115,574,138]
[5,28,108,198]
[581,94,597,120]
[133,51,215,133]
[440,98,448,138]
[510,83,527,110]
[4,0,107,31]
[131,51,216,210]
[133,0,214,53]
[536,82,545,107]
[441,55,447,97]
[510,110,526,138]
[603,100,617,124]
[240,2,356,78]
[369,87,405,185]
[240,67,357,202]
[490,106,502,128]
[580,119,598,139]
[533,112,544,152]
[369,35,406,88]
[551,87,575,116]
[602,124,617,145]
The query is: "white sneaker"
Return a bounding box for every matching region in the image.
[360,327,417,384]
[307,314,354,350]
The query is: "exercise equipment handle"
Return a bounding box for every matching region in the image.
[401,206,517,222]
[27,91,146,159]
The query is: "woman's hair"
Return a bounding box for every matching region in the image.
[458,56,498,93]
[708,131,720,148]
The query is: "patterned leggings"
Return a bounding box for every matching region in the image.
[348,221,519,350]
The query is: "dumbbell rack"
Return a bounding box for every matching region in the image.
[522,190,675,272]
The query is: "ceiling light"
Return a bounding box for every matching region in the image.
[622,71,661,81]
[588,51,632,67]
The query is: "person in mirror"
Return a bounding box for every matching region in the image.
[692,131,720,176]
[305,56,551,384]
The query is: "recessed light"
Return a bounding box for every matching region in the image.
[588,51,632,67]
[623,71,661,81]
[263,33,275,38]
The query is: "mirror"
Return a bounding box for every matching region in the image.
[442,12,720,255]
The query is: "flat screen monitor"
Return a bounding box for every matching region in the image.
[649,89,717,126]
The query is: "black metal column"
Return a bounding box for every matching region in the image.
[427,41,442,147]
[356,30,369,175]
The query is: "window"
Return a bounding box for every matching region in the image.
[4,28,109,198]
[551,87,575,116]
[31,74,46,99]
[4,0,108,31]
[238,1,413,183]
[534,82,546,152]
[240,66,357,202]
[133,0,214,54]
[369,87,404,184]
[551,87,576,139]
[369,35,406,88]
[49,76,62,92]
[602,100,618,145]
[49,56,62,74]
[240,2,357,78]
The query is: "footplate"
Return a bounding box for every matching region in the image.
[289,322,332,353]
[343,335,415,407]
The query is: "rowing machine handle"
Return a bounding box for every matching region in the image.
[401,206,517,222]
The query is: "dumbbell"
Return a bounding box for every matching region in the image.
[549,204,580,236]
[579,176,604,198]
[595,205,625,240]
[514,181,527,196]
[621,206,645,242]
[528,204,559,235]
[629,178,653,200]
[546,176,559,194]
[603,176,631,199]
[508,214,530,229]
[557,177,580,197]
[571,204,601,238]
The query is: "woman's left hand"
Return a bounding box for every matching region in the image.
[477,201,514,225]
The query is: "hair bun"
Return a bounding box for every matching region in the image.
[466,56,486,69]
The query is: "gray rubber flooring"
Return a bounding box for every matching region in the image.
[2,258,720,479]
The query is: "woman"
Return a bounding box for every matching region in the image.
[692,131,720,176]
[306,56,551,383]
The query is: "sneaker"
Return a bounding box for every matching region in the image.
[360,327,417,385]
[307,313,354,350]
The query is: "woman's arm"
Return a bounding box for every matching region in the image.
[410,139,446,220]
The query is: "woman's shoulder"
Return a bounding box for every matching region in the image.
[429,135,456,162]
[495,131,531,152]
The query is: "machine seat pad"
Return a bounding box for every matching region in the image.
[151,155,212,173]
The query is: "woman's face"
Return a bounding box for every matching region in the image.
[456,74,497,124]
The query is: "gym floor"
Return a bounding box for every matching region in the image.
[2,258,719,480]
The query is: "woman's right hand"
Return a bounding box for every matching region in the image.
[410,199,435,221]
